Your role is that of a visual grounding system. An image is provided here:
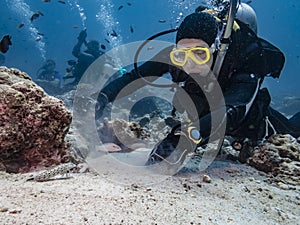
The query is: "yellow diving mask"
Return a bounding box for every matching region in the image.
[170,46,211,67]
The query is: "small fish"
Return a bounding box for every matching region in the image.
[37,10,44,16]
[17,23,25,28]
[37,32,44,36]
[245,0,252,4]
[130,25,134,33]
[43,0,51,2]
[27,163,77,182]
[58,0,66,4]
[97,143,122,152]
[112,29,118,37]
[30,13,40,22]
[118,5,124,10]
[72,25,79,29]
[107,29,118,37]
[104,38,110,43]
[127,2,132,6]
[100,44,106,50]
[0,35,12,53]
[158,19,166,23]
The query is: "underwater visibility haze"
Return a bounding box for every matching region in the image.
[0,0,299,106]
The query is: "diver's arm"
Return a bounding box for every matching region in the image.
[36,68,44,80]
[194,73,260,143]
[72,40,83,58]
[72,30,87,58]
[101,46,173,102]
[146,73,261,165]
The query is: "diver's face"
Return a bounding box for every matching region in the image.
[176,38,214,76]
[48,64,55,70]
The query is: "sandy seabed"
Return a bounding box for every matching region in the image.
[0,159,299,225]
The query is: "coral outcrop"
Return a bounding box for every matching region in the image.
[97,118,150,151]
[0,66,72,173]
[248,134,300,187]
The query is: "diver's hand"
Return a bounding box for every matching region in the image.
[77,29,87,42]
[63,72,74,80]
[95,92,109,120]
[145,124,202,166]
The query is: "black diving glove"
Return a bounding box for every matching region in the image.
[95,92,109,120]
[77,29,87,42]
[145,124,202,166]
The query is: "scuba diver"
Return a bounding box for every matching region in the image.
[36,59,63,94]
[64,29,105,85]
[95,1,300,167]
[36,59,61,82]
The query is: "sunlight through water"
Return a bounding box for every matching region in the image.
[67,0,87,29]
[167,0,201,27]
[96,0,124,68]
[6,0,46,59]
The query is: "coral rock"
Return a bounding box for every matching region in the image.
[97,118,149,151]
[248,134,300,186]
[0,67,72,173]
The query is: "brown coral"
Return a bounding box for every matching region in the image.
[97,118,149,151]
[248,134,300,187]
[0,67,72,173]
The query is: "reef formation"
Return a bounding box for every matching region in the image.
[248,134,300,188]
[0,66,72,173]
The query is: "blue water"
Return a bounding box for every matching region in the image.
[0,0,299,97]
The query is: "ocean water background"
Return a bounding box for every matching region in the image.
[0,0,299,105]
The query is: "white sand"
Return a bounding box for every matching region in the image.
[0,160,299,225]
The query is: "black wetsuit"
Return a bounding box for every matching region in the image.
[71,43,103,84]
[37,69,60,81]
[98,20,300,163]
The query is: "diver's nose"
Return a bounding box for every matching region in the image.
[184,57,196,69]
